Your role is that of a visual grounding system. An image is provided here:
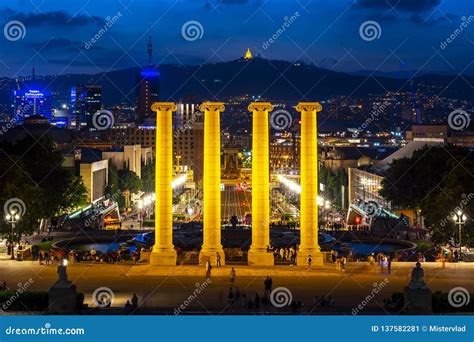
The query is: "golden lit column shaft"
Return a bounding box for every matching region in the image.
[199,102,225,266]
[150,102,177,266]
[296,102,324,266]
[248,102,274,266]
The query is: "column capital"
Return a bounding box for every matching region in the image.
[151,102,176,112]
[200,101,225,112]
[295,102,322,113]
[248,102,273,112]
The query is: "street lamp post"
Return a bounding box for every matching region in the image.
[452,210,467,261]
[5,210,20,260]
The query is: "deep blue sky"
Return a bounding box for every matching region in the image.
[0,0,472,77]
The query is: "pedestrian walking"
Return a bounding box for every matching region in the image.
[230,267,236,283]
[307,254,312,271]
[205,260,212,279]
[216,252,221,267]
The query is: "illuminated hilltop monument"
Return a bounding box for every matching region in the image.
[151,101,323,266]
[244,48,253,60]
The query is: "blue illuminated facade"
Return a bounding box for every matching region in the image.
[13,88,53,124]
[136,67,160,123]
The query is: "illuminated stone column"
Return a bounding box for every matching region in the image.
[150,102,177,266]
[296,102,324,266]
[199,102,225,266]
[248,102,274,266]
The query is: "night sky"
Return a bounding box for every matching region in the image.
[0,0,472,77]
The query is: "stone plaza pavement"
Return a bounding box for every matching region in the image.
[1,259,473,314]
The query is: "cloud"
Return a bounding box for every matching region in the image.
[26,38,82,51]
[2,9,105,27]
[356,0,441,12]
[410,13,458,25]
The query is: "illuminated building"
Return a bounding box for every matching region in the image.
[70,85,102,130]
[12,88,53,124]
[244,48,253,60]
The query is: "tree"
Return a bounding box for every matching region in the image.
[0,136,87,238]
[118,169,143,194]
[380,145,474,244]
[141,161,155,193]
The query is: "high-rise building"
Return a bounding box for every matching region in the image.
[71,85,102,130]
[71,85,85,130]
[12,88,53,124]
[135,32,159,123]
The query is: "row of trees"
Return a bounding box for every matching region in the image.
[319,164,348,209]
[380,145,474,244]
[0,136,87,239]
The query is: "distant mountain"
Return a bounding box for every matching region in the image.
[1,58,473,107]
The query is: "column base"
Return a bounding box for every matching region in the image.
[247,247,274,266]
[199,247,225,267]
[149,248,176,266]
[296,248,324,266]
